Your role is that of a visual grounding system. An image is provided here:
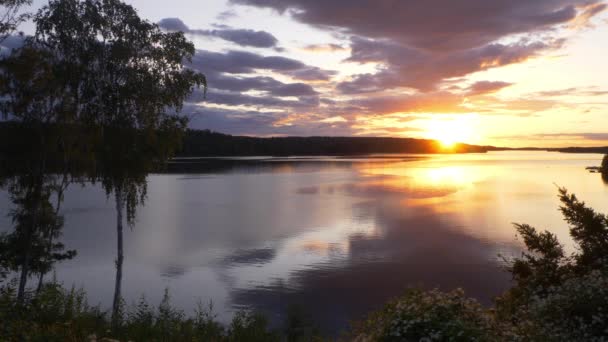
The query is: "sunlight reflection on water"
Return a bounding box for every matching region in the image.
[1,151,606,334]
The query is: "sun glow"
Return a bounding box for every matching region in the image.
[424,116,476,148]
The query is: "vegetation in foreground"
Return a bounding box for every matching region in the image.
[2,187,608,341]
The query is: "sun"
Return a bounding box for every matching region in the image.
[425,117,476,148]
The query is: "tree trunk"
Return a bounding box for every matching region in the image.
[36,271,44,294]
[36,176,68,294]
[111,187,125,328]
[17,182,42,305]
[16,232,32,305]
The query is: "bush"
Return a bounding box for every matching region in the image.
[496,187,608,340]
[0,282,278,342]
[353,288,494,341]
[506,270,608,341]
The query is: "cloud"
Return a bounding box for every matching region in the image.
[230,0,605,51]
[192,49,303,73]
[232,0,604,93]
[351,92,465,115]
[466,81,513,96]
[181,0,606,138]
[158,17,279,48]
[301,43,347,52]
[201,73,318,98]
[194,90,319,109]
[530,133,608,140]
[204,28,279,49]
[185,105,356,136]
[339,37,565,92]
[158,17,190,32]
[216,10,238,21]
[189,49,334,82]
[536,87,608,97]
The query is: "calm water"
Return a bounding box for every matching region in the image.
[1,151,607,333]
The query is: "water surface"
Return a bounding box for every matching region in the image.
[1,151,606,334]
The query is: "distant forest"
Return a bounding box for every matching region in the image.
[2,122,607,158]
[178,129,495,156]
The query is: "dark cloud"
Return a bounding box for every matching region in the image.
[158,17,279,48]
[193,90,319,109]
[536,87,608,97]
[204,28,279,48]
[230,0,604,51]
[183,105,356,136]
[192,49,305,74]
[206,73,318,97]
[158,17,189,32]
[179,45,344,135]
[340,37,564,92]
[185,49,326,114]
[216,10,238,21]
[467,81,513,96]
[231,0,604,93]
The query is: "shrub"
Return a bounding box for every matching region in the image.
[0,282,278,341]
[503,270,608,341]
[353,288,494,341]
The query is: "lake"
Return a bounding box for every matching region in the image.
[1,151,607,334]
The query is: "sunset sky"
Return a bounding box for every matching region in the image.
[22,0,608,147]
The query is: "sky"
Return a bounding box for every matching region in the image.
[20,0,608,147]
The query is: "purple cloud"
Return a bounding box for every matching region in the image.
[230,0,604,51]
[159,17,279,48]
[467,81,513,96]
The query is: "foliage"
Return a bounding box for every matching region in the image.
[0,281,106,341]
[283,304,322,342]
[352,288,495,341]
[179,130,490,157]
[0,282,280,342]
[24,0,207,325]
[0,0,31,41]
[500,270,608,341]
[501,188,608,301]
[31,0,206,207]
[495,187,608,340]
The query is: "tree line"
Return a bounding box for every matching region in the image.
[178,129,494,157]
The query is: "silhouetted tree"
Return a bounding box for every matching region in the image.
[178,130,491,157]
[498,187,608,317]
[35,173,71,292]
[0,45,77,304]
[0,0,31,42]
[0,177,76,293]
[33,0,206,327]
